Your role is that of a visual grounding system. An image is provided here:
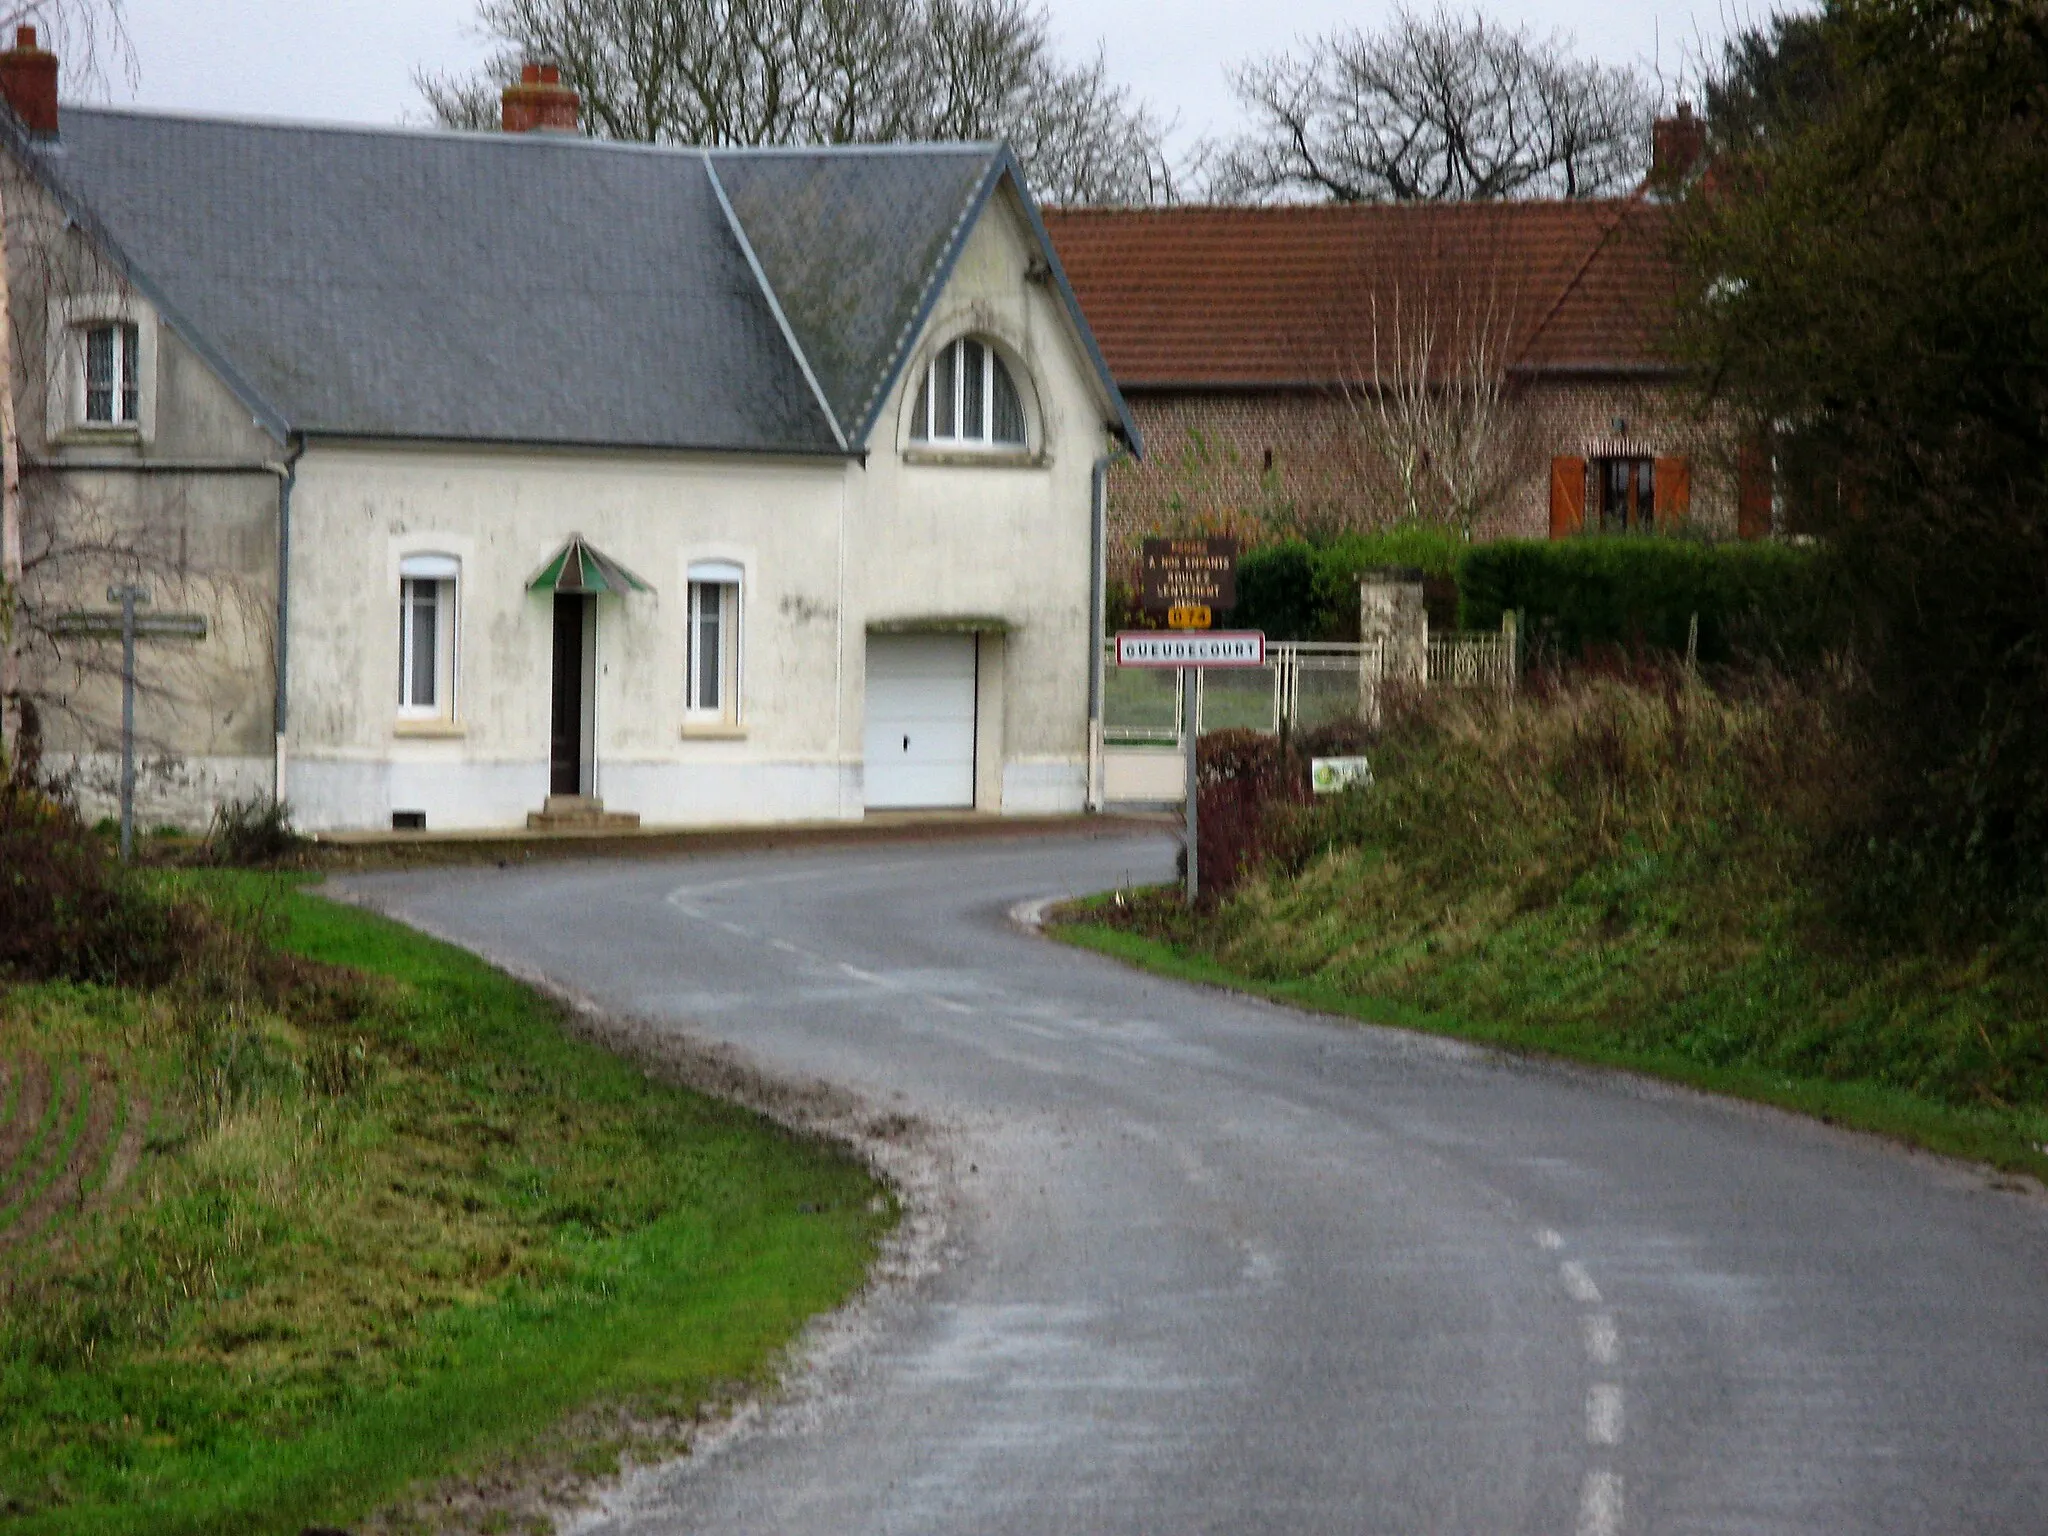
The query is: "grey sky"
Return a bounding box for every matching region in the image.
[119,0,1748,151]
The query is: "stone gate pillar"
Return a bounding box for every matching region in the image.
[1358,567,1429,723]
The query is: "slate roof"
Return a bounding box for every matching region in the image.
[4,109,1128,453]
[1040,200,1681,389]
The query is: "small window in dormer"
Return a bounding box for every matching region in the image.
[83,321,140,425]
[912,337,1028,449]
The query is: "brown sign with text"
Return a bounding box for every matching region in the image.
[1140,537,1237,613]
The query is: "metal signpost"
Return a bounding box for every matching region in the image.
[1125,537,1260,904]
[52,589,207,861]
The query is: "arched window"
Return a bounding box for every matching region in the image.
[911,337,1028,448]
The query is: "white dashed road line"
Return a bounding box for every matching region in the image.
[1539,1230,1627,1533]
[1578,1471,1625,1536]
[1587,1384,1625,1446]
[1584,1313,1620,1366]
[1560,1260,1603,1305]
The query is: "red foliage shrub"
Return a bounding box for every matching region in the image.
[0,782,196,986]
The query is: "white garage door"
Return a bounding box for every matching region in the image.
[864,634,977,809]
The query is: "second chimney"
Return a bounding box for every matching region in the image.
[501,62,579,135]
[0,26,57,138]
[1650,102,1706,190]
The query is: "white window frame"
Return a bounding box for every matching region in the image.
[911,336,1028,449]
[48,293,158,442]
[398,553,460,720]
[82,320,140,425]
[686,561,744,727]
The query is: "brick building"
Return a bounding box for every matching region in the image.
[1044,113,1770,575]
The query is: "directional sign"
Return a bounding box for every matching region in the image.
[52,612,208,640]
[1115,630,1267,668]
[1140,536,1237,614]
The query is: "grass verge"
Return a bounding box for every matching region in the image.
[1,873,893,1535]
[1050,907,2048,1182]
[1056,673,2048,1187]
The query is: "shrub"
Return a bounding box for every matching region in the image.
[1191,729,1316,904]
[1457,537,1835,665]
[1231,525,1469,640]
[0,782,197,986]
[204,795,304,867]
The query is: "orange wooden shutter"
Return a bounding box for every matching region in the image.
[1549,456,1586,538]
[1737,441,1772,539]
[1654,456,1691,525]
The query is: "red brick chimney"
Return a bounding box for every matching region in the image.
[501,62,579,135]
[0,26,58,138]
[1650,102,1706,190]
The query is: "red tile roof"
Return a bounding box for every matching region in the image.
[1042,199,1680,389]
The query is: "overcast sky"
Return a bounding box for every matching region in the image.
[115,0,1758,151]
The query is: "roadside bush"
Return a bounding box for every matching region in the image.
[1458,537,1835,666]
[204,794,305,867]
[1192,728,1324,904]
[0,782,196,987]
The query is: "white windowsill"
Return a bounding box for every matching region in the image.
[900,445,1046,469]
[394,718,466,738]
[53,423,146,448]
[680,722,747,740]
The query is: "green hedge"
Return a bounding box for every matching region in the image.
[1233,527,1468,641]
[1229,529,1835,661]
[1458,538,1834,664]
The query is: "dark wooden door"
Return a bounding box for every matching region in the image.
[550,595,584,795]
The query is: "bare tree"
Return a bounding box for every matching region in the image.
[1,0,133,771]
[1334,273,1535,538]
[1215,5,1655,204]
[417,0,1184,205]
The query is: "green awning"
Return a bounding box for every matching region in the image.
[526,535,653,596]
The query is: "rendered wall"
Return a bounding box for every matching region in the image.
[856,182,1116,817]
[5,152,287,828]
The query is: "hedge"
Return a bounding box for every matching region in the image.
[1458,538,1834,664]
[1233,527,1468,641]
[1226,529,1836,661]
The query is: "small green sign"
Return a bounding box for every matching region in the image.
[1311,756,1373,795]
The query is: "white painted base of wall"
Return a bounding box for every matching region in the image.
[290,756,865,834]
[44,751,1083,835]
[600,760,862,829]
[45,753,275,833]
[1000,758,1087,814]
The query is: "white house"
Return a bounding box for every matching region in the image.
[0,38,1138,833]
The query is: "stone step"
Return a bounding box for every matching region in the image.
[526,795,641,830]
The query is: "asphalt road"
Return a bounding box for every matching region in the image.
[336,830,2048,1535]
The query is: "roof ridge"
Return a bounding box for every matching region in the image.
[1041,198,1637,219]
[64,105,998,162]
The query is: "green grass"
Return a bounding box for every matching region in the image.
[0,875,893,1534]
[1052,909,2048,1180]
[1056,674,2048,1185]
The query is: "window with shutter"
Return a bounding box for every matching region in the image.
[1549,456,1587,538]
[1653,456,1691,525]
[1737,441,1773,539]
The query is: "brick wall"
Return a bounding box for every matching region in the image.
[1108,379,1742,576]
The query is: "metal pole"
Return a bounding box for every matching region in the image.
[109,584,147,862]
[1182,663,1198,904]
